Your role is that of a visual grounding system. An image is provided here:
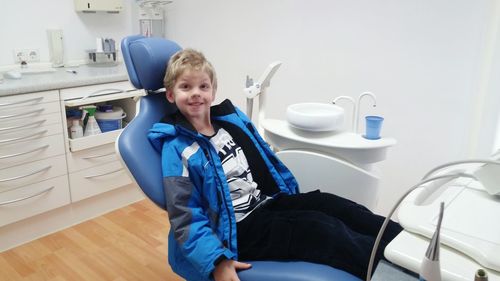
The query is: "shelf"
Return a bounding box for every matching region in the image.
[262,119,396,149]
[64,90,145,107]
[262,118,397,165]
[68,129,122,152]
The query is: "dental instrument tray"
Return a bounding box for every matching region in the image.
[398,176,500,272]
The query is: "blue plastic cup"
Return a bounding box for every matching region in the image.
[364,116,384,140]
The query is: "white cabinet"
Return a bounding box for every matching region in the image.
[0,79,145,252]
[0,81,144,230]
[74,0,124,13]
[60,81,144,201]
[0,90,71,225]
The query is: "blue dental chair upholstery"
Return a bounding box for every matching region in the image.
[117,35,362,281]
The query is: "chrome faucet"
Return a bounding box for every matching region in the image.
[332,96,356,131]
[354,92,377,133]
[332,92,377,133]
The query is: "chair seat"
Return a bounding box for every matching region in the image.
[239,261,361,281]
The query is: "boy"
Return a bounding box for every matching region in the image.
[148,49,402,281]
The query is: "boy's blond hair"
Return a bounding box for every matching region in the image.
[164,48,218,93]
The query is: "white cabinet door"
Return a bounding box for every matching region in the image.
[0,101,61,123]
[0,134,65,170]
[68,160,132,202]
[65,143,117,173]
[0,154,67,193]
[0,175,71,227]
[0,90,59,106]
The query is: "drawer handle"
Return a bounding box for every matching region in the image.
[0,108,45,120]
[82,152,116,160]
[0,186,55,206]
[0,165,52,183]
[84,168,123,179]
[0,97,44,107]
[0,145,50,160]
[80,88,125,101]
[0,119,47,132]
[0,129,48,144]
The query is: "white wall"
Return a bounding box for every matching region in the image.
[163,0,500,215]
[1,0,498,216]
[0,0,136,66]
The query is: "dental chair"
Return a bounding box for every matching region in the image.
[117,35,362,281]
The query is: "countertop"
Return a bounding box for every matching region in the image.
[0,64,130,97]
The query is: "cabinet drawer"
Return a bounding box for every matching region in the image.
[68,160,132,202]
[0,101,61,125]
[0,134,65,170]
[0,154,67,193]
[66,143,118,173]
[0,175,70,227]
[0,123,63,145]
[0,112,62,131]
[0,90,59,108]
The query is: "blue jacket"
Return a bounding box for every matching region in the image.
[148,99,299,281]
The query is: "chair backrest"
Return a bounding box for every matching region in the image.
[121,35,181,91]
[117,35,181,209]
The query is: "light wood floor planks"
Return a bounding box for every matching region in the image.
[0,199,183,281]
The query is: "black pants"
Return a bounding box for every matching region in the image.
[236,191,403,279]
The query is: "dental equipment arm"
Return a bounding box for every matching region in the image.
[244,61,282,130]
[245,75,254,121]
[422,159,500,180]
[367,158,500,280]
[366,172,475,281]
[420,159,500,198]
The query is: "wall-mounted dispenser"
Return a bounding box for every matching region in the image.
[74,0,124,13]
[47,29,64,67]
[136,0,173,38]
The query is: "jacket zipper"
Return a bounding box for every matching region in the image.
[178,126,234,251]
[200,137,233,252]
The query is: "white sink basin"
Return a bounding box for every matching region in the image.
[286,102,345,132]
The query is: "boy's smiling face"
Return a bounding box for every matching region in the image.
[167,69,215,126]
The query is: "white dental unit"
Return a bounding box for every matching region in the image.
[385,158,500,281]
[245,62,500,281]
[244,62,396,211]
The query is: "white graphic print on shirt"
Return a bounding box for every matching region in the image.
[209,127,268,222]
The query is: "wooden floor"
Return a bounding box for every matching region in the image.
[0,200,183,281]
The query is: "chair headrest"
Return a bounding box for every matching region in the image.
[121,35,182,91]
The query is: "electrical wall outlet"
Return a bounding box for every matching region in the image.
[13,49,40,63]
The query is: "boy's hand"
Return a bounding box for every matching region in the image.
[213,259,252,281]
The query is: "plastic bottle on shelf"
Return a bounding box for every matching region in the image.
[70,119,83,139]
[81,105,102,137]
